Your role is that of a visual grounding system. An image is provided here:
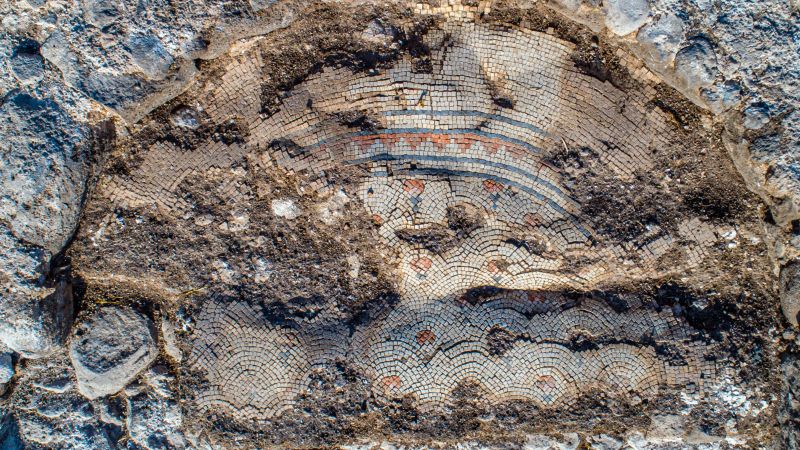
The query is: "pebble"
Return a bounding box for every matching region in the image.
[271,198,301,219]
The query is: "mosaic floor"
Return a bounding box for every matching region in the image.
[107,21,723,301]
[187,291,720,422]
[101,16,739,427]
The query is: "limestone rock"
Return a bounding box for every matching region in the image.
[250,0,277,12]
[10,39,45,83]
[127,392,185,449]
[674,37,718,90]
[8,350,119,449]
[169,106,201,129]
[780,353,800,447]
[160,315,182,363]
[525,433,580,449]
[0,91,89,254]
[588,434,624,450]
[743,102,771,130]
[124,33,175,81]
[701,80,742,114]
[0,226,50,290]
[127,368,186,450]
[0,280,74,359]
[317,189,350,225]
[0,352,14,384]
[69,307,157,399]
[0,92,82,356]
[636,13,684,65]
[272,198,301,219]
[780,261,800,327]
[0,351,13,396]
[361,19,397,46]
[604,0,650,36]
[82,0,125,28]
[552,0,581,12]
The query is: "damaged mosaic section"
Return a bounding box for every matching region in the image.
[107,21,736,298]
[188,292,722,423]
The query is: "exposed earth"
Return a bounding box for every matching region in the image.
[1,0,799,449]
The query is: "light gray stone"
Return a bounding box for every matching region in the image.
[161,315,183,363]
[701,80,742,114]
[0,91,86,358]
[0,352,13,384]
[552,0,581,12]
[8,350,118,449]
[125,33,175,80]
[10,40,45,83]
[604,0,650,36]
[127,368,186,450]
[588,434,624,450]
[82,0,125,28]
[780,261,800,327]
[272,198,301,219]
[169,106,201,129]
[0,279,74,359]
[361,19,397,46]
[744,103,771,130]
[636,12,684,65]
[525,433,580,449]
[674,37,718,90]
[0,92,89,254]
[250,0,277,11]
[0,351,12,396]
[69,307,157,399]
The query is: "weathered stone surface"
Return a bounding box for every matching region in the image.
[0,279,74,358]
[0,227,49,291]
[701,79,742,114]
[69,307,157,399]
[10,39,44,83]
[781,261,800,327]
[7,350,121,449]
[743,102,771,130]
[126,368,185,449]
[603,0,650,36]
[780,353,800,449]
[0,87,89,359]
[0,0,301,122]
[674,37,718,90]
[636,13,683,65]
[124,33,175,80]
[0,350,12,396]
[551,0,580,12]
[160,315,182,363]
[0,91,89,254]
[169,106,201,129]
[272,198,301,219]
[525,433,580,449]
[0,351,15,384]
